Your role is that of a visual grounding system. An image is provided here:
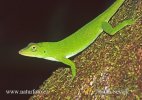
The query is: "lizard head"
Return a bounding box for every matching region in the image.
[19,43,46,58]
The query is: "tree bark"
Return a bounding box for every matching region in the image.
[30,0,142,99]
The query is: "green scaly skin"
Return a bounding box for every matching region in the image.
[19,0,136,79]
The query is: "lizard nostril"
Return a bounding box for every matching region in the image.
[19,50,23,54]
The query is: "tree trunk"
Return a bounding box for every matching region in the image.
[30,0,142,99]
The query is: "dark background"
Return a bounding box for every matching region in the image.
[0,0,115,99]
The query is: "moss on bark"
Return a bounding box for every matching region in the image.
[30,0,142,99]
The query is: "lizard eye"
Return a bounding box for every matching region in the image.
[31,45,37,52]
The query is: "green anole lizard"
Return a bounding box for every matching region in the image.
[19,0,137,79]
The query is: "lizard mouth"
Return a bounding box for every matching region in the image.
[18,49,32,57]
